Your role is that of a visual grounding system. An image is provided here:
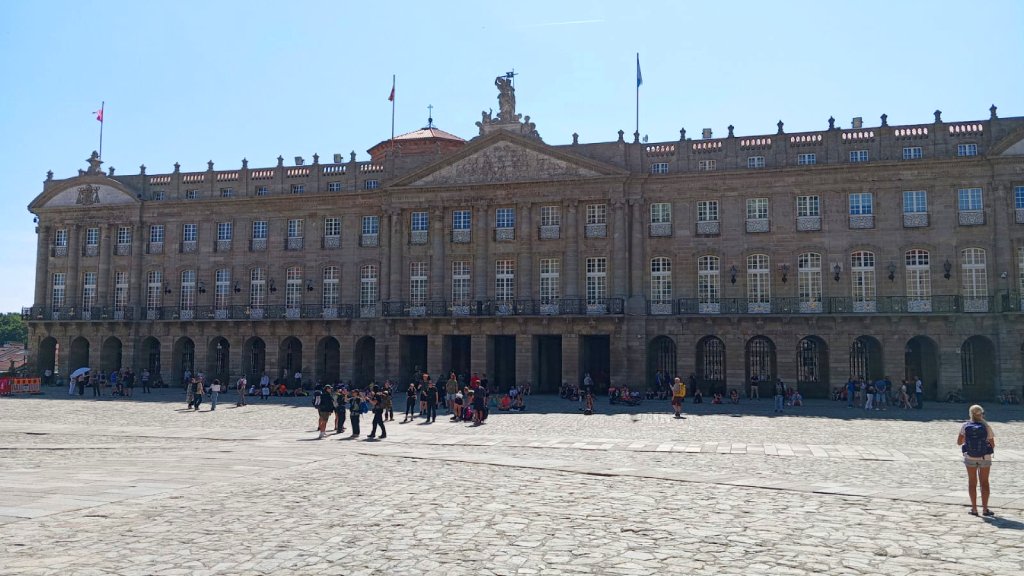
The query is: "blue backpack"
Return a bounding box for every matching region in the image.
[962,422,992,457]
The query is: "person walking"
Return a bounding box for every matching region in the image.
[236,375,247,406]
[368,388,387,439]
[773,378,786,413]
[348,391,363,437]
[314,385,336,439]
[671,377,687,419]
[424,380,440,423]
[914,376,924,409]
[141,369,151,394]
[403,382,418,422]
[191,377,204,411]
[185,375,195,407]
[209,379,221,411]
[958,404,996,516]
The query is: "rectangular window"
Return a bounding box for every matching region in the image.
[149,225,165,243]
[697,257,720,305]
[114,271,129,311]
[85,227,99,246]
[54,229,68,247]
[324,217,341,237]
[958,188,983,211]
[220,187,234,198]
[849,150,869,163]
[453,210,471,230]
[906,250,931,300]
[697,201,719,222]
[539,258,560,304]
[585,257,607,305]
[903,191,928,214]
[285,267,302,309]
[411,211,428,232]
[746,198,769,220]
[361,215,379,235]
[217,222,233,241]
[586,204,606,225]
[495,207,515,229]
[410,261,428,306]
[180,269,197,310]
[152,190,166,201]
[249,268,265,309]
[495,260,515,302]
[185,189,199,200]
[81,271,97,310]
[328,181,342,192]
[651,162,669,174]
[364,179,380,190]
[747,156,765,169]
[291,184,304,194]
[697,159,716,171]
[957,143,978,157]
[146,270,164,310]
[117,226,132,245]
[1015,186,1024,210]
[214,269,230,310]
[798,253,822,305]
[182,224,198,242]
[252,221,268,239]
[851,252,876,304]
[255,186,268,196]
[650,203,671,224]
[902,147,923,160]
[849,193,873,215]
[650,258,672,303]
[747,255,770,305]
[797,195,820,217]
[540,206,561,227]
[287,219,304,238]
[322,267,339,308]
[452,261,471,305]
[797,153,816,166]
[51,272,66,307]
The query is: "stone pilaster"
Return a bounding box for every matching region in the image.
[66,224,81,311]
[474,203,489,300]
[518,203,532,299]
[430,207,445,301]
[564,200,579,297]
[97,224,113,307]
[612,199,627,298]
[34,225,49,306]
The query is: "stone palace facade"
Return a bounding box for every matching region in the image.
[24,81,1024,400]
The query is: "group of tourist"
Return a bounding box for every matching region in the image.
[836,375,923,410]
[68,367,152,398]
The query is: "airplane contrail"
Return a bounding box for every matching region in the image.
[521,19,604,28]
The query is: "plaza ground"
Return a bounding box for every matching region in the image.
[1,390,1022,575]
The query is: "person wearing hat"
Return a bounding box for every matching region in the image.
[314,385,336,439]
[368,388,387,439]
[333,386,347,434]
[348,390,363,437]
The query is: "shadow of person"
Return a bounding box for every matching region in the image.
[983,516,1024,530]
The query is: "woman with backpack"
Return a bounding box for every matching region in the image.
[313,385,336,439]
[958,404,996,516]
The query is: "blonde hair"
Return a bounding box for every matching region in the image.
[969,404,986,423]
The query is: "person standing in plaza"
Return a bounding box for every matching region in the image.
[915,376,924,409]
[671,377,686,419]
[445,372,458,415]
[403,381,417,422]
[294,369,303,391]
[185,374,195,407]
[774,378,786,413]
[90,373,101,397]
[259,372,270,398]
[190,377,204,411]
[141,368,151,394]
[348,390,363,437]
[368,388,387,439]
[313,385,335,439]
[334,387,347,434]
[958,404,995,516]
[236,374,247,406]
[209,379,220,411]
[864,380,875,410]
[424,379,440,423]
[124,368,135,398]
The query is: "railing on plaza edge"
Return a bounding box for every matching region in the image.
[22,294,1021,322]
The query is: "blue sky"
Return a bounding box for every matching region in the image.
[1,0,1022,313]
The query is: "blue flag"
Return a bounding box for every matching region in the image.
[636,54,642,88]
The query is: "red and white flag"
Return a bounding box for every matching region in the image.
[93,106,104,122]
[388,82,395,102]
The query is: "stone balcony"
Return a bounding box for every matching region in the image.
[360,233,378,247]
[849,214,874,229]
[903,213,929,228]
[323,235,341,249]
[452,229,471,243]
[585,223,607,238]
[539,225,560,240]
[215,240,231,252]
[648,222,672,237]
[797,216,821,231]
[250,238,267,252]
[696,220,720,235]
[410,230,427,245]
[746,218,770,233]
[84,244,98,257]
[114,244,131,256]
[286,237,304,251]
[181,241,197,254]
[494,227,515,241]
[958,211,984,226]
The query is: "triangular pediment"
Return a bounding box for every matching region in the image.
[394,132,625,188]
[30,176,140,212]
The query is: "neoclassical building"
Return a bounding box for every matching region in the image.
[24,82,1024,400]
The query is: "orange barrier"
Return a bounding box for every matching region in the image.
[1,377,41,395]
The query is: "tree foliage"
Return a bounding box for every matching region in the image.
[0,313,27,344]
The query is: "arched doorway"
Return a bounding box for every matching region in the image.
[279,337,303,387]
[961,336,996,402]
[696,336,726,396]
[69,337,90,373]
[797,336,829,399]
[745,336,777,397]
[317,337,341,385]
[904,336,939,400]
[100,337,123,375]
[37,336,58,384]
[354,336,376,387]
[140,337,161,382]
[242,337,266,381]
[206,337,230,385]
[172,337,195,386]
[647,336,677,393]
[849,336,883,382]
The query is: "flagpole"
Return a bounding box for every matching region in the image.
[635,54,640,140]
[98,101,105,159]
[390,75,396,152]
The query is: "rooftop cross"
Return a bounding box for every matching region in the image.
[427,104,434,128]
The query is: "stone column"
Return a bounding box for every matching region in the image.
[389,209,403,302]
[612,200,627,298]
[97,224,113,308]
[34,225,50,306]
[130,224,145,317]
[474,203,489,300]
[66,224,81,311]
[564,200,579,297]
[471,334,487,377]
[380,211,392,301]
[518,203,532,300]
[775,332,798,384]
[427,333,443,380]
[430,207,445,302]
[339,334,354,384]
[628,198,644,300]
[516,333,532,388]
[562,333,579,388]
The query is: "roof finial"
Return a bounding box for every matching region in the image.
[427,104,434,129]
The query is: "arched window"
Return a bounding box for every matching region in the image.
[697,256,720,313]
[249,268,265,309]
[179,270,196,318]
[214,269,230,311]
[798,253,821,312]
[285,266,302,310]
[323,266,340,308]
[851,251,875,311]
[961,248,988,312]
[360,265,378,308]
[146,270,163,310]
[905,249,931,311]
[747,254,770,311]
[650,257,672,304]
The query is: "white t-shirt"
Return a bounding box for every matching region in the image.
[915,379,923,393]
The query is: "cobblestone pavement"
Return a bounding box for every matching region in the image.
[1,390,1023,575]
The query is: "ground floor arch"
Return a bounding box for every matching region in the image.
[647,335,677,392]
[278,337,303,386]
[242,337,266,381]
[100,337,123,375]
[317,336,341,385]
[961,335,996,402]
[354,336,376,387]
[172,337,195,386]
[849,336,883,383]
[905,336,939,401]
[139,337,162,383]
[745,335,777,397]
[37,336,58,382]
[206,337,230,385]
[797,336,829,399]
[696,336,726,395]
[69,336,90,373]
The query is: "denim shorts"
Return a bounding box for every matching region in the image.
[964,455,992,468]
